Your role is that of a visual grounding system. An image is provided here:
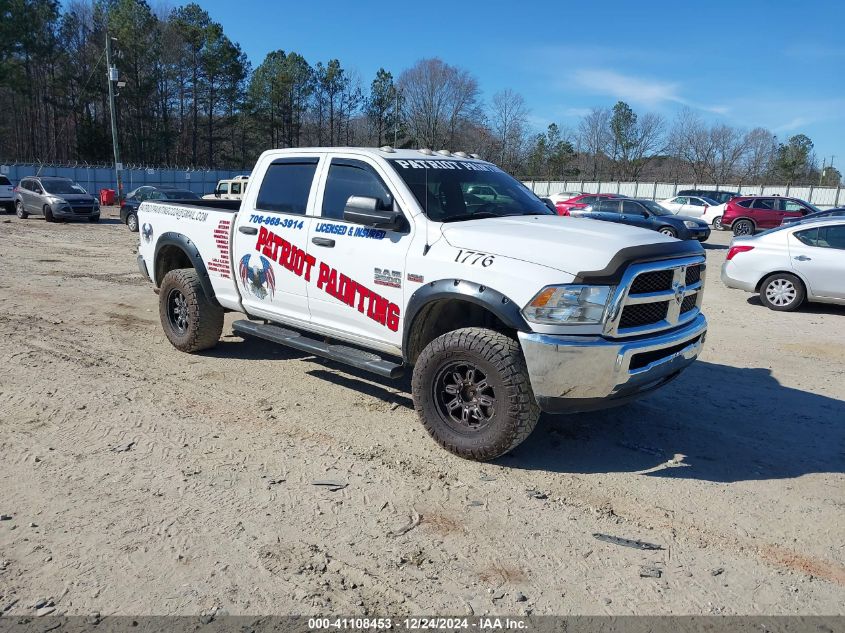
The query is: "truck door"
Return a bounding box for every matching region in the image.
[232,157,321,324]
[306,156,413,349]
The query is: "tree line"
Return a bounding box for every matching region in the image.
[1,0,840,187]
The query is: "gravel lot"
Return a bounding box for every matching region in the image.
[1,208,844,616]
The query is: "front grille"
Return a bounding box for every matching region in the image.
[629,335,702,371]
[685,265,701,285]
[630,269,674,294]
[680,293,698,313]
[607,256,706,337]
[619,301,669,328]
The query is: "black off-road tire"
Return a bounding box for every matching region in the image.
[16,201,28,219]
[759,272,806,312]
[88,215,100,223]
[43,205,54,222]
[158,268,223,352]
[411,327,540,461]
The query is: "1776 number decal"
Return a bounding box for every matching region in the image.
[454,249,495,267]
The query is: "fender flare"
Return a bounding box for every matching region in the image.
[153,231,217,301]
[402,278,530,362]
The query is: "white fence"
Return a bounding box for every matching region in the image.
[524,180,844,208]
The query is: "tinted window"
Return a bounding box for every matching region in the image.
[793,227,819,246]
[256,162,318,215]
[675,197,689,205]
[322,161,393,221]
[218,182,229,194]
[736,199,753,208]
[621,200,645,214]
[231,182,241,195]
[0,176,10,186]
[689,197,705,206]
[595,199,620,213]
[162,190,200,199]
[579,195,598,204]
[753,198,776,210]
[818,225,845,250]
[20,179,33,191]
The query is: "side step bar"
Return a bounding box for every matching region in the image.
[232,320,404,379]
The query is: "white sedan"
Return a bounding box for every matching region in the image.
[659,195,719,219]
[721,218,845,311]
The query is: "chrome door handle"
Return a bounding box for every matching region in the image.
[238,226,258,235]
[794,255,811,261]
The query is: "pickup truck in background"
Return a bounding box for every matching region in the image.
[137,148,707,460]
[203,175,249,201]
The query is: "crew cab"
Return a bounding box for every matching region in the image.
[136,148,708,460]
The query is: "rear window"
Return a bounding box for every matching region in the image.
[0,176,11,186]
[255,161,318,215]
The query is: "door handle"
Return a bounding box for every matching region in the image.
[794,255,811,261]
[238,226,258,235]
[312,237,335,247]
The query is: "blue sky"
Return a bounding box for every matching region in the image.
[198,0,844,166]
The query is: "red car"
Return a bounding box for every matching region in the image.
[722,196,818,236]
[554,193,626,216]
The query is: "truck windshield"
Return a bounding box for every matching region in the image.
[388,159,552,222]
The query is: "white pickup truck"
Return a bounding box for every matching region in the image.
[137,148,707,460]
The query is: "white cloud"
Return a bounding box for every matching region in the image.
[568,68,728,115]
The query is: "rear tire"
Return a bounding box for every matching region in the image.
[759,273,805,311]
[16,201,28,219]
[712,216,723,230]
[732,219,754,236]
[43,205,54,223]
[126,212,139,232]
[411,327,540,461]
[158,269,223,352]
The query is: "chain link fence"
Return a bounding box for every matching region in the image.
[0,161,249,198]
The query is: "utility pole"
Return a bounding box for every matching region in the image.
[105,35,122,203]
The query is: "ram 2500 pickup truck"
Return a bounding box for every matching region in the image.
[137,147,707,460]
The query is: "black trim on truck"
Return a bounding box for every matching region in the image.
[154,232,219,303]
[573,240,704,285]
[402,279,529,362]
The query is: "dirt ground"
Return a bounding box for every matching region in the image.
[1,207,844,617]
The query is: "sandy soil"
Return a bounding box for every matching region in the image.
[1,208,844,617]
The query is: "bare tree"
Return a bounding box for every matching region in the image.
[741,127,777,183]
[576,107,611,179]
[490,88,528,173]
[397,58,480,149]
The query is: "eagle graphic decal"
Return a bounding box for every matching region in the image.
[238,254,276,300]
[141,223,153,243]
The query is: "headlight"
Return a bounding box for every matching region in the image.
[523,284,612,325]
[47,196,67,205]
[683,220,700,228]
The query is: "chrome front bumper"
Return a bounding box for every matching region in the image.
[518,314,707,413]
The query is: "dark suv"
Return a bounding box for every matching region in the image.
[14,176,100,222]
[582,197,711,240]
[677,189,741,205]
[722,196,819,235]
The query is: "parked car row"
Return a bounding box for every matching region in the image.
[120,185,201,232]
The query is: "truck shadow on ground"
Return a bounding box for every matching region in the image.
[502,360,845,482]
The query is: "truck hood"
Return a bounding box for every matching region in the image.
[440,215,679,276]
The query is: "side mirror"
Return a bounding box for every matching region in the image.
[343,196,402,230]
